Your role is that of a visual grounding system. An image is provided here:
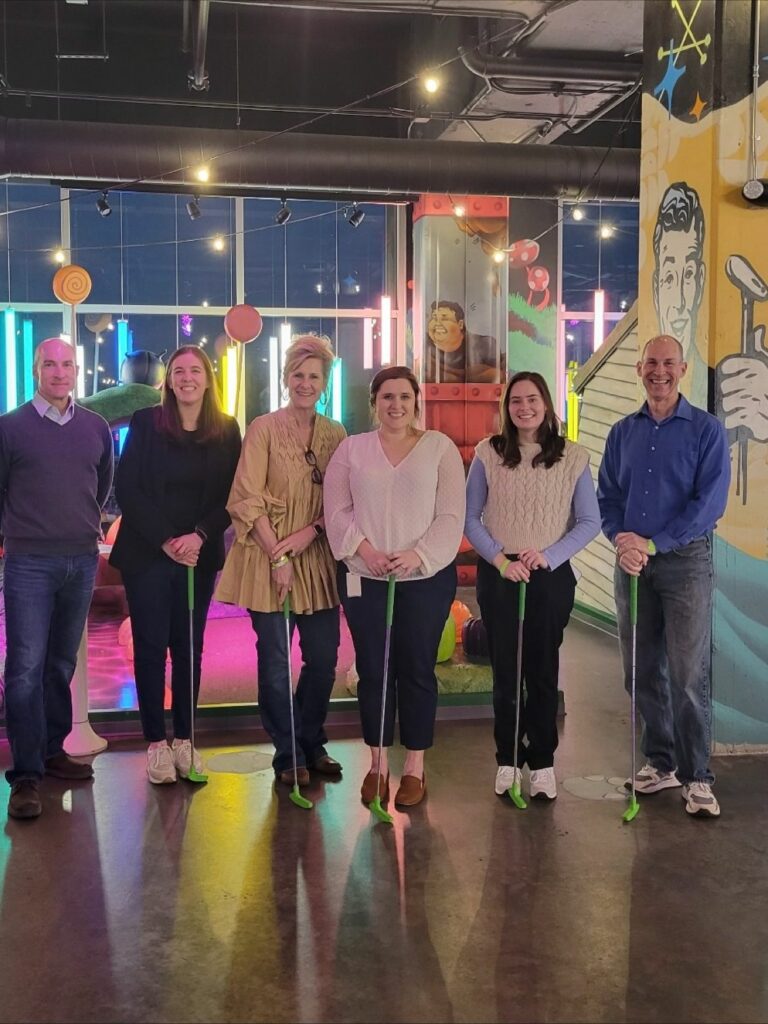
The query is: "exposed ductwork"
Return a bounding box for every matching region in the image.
[459,46,641,85]
[188,0,211,91]
[0,117,639,199]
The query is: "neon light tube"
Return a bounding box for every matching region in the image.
[22,319,34,401]
[4,309,17,412]
[76,345,86,398]
[331,357,343,422]
[363,318,373,370]
[380,296,391,364]
[269,336,279,411]
[593,289,605,352]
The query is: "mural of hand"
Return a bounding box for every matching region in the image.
[718,352,768,442]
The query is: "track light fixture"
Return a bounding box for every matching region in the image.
[347,203,365,228]
[96,191,112,218]
[186,196,202,221]
[275,199,292,225]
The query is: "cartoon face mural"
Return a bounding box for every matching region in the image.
[424,298,503,384]
[427,301,465,354]
[652,183,706,364]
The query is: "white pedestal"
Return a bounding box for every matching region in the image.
[64,626,108,756]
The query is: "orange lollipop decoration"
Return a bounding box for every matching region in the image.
[53,264,92,305]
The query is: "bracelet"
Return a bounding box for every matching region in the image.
[498,557,511,578]
[312,522,324,537]
[194,526,208,543]
[270,555,290,569]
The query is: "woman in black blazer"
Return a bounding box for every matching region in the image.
[110,345,241,785]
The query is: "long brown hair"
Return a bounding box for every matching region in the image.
[490,371,565,468]
[158,345,227,443]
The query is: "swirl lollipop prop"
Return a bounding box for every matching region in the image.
[52,264,94,390]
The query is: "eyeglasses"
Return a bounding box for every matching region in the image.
[304,448,323,485]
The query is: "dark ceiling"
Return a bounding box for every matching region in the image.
[0,0,642,148]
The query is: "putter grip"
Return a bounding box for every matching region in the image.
[518,580,527,620]
[629,574,638,626]
[386,574,396,627]
[283,595,291,620]
[187,566,195,611]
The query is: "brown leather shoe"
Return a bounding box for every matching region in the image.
[45,752,94,781]
[395,774,426,807]
[361,769,389,803]
[8,779,42,820]
[309,755,343,776]
[277,766,310,786]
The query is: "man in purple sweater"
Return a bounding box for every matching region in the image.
[0,339,114,819]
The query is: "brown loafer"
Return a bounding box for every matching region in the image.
[45,752,94,781]
[277,766,310,786]
[361,770,389,803]
[310,755,343,776]
[395,773,426,807]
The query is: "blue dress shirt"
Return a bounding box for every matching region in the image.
[597,396,730,553]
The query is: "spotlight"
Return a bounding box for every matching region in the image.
[346,203,365,228]
[54,249,66,264]
[186,196,202,221]
[275,199,292,225]
[572,206,585,221]
[195,165,210,183]
[212,235,225,252]
[96,191,112,218]
[600,224,614,239]
[423,74,440,94]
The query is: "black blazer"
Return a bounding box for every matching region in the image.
[110,405,242,575]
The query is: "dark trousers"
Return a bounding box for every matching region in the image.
[3,552,98,782]
[339,564,457,750]
[249,606,340,773]
[477,557,576,770]
[123,559,216,742]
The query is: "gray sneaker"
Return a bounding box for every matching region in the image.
[682,781,720,818]
[625,762,682,794]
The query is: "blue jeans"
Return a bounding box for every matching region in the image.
[614,537,714,785]
[249,606,340,773]
[3,552,98,783]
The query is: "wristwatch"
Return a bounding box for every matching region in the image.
[312,522,324,537]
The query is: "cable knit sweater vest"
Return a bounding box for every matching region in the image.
[475,437,590,554]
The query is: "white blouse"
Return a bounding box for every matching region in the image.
[323,429,466,581]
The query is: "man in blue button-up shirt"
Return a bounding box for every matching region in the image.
[598,335,730,819]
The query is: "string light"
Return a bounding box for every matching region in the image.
[53,249,66,264]
[212,235,225,251]
[423,74,440,94]
[195,166,210,183]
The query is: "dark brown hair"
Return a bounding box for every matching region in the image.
[369,365,422,419]
[490,371,565,469]
[158,345,227,443]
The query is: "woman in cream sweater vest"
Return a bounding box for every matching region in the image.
[465,371,600,801]
[324,366,465,808]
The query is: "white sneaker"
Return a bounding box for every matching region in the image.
[625,762,682,794]
[172,738,204,779]
[147,742,176,785]
[495,765,522,795]
[530,767,557,800]
[682,781,720,818]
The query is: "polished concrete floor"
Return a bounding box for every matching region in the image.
[0,619,766,1024]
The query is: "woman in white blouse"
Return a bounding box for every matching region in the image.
[324,365,465,808]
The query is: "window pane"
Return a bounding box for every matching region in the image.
[8,183,62,303]
[562,200,639,313]
[70,189,123,304]
[177,196,236,307]
[121,193,176,305]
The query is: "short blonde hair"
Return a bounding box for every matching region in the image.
[282,333,335,388]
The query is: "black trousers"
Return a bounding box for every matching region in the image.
[123,558,217,742]
[477,557,576,770]
[339,563,457,750]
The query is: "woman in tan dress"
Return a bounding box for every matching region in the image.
[216,335,346,784]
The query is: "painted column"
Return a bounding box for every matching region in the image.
[640,0,768,745]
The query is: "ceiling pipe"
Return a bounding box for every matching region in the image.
[181,0,192,54]
[188,0,211,91]
[0,116,640,199]
[459,46,641,85]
